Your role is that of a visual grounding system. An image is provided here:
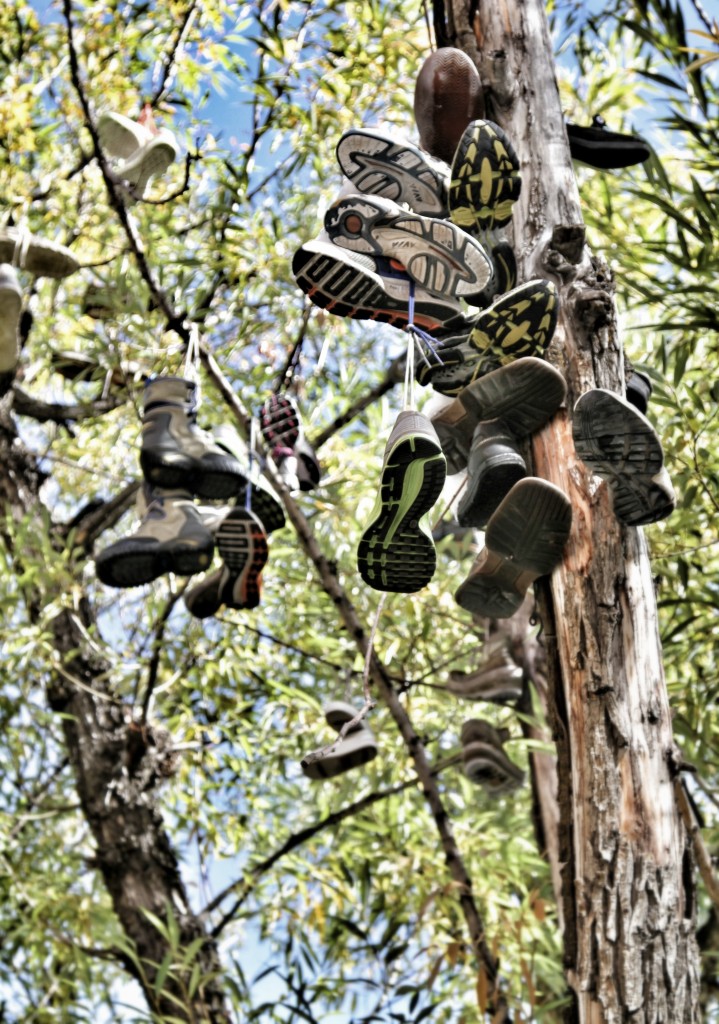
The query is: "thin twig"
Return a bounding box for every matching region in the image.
[674,778,719,912]
[149,0,200,106]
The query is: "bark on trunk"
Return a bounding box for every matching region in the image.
[446,0,701,1019]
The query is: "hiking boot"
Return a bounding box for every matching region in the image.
[97,111,153,159]
[301,701,379,779]
[625,368,653,415]
[448,641,523,703]
[357,411,446,593]
[115,129,179,198]
[465,241,517,309]
[457,420,527,529]
[413,48,485,165]
[460,719,525,794]
[567,116,651,170]
[324,193,492,299]
[292,238,470,333]
[140,376,247,499]
[213,425,286,533]
[431,357,567,474]
[455,477,572,619]
[0,264,22,396]
[184,507,268,616]
[572,388,675,526]
[260,393,302,452]
[95,487,214,588]
[0,227,79,279]
[417,279,559,396]
[448,120,522,235]
[336,129,450,218]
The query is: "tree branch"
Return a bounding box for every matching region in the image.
[12,386,124,425]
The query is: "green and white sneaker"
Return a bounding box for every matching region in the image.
[572,388,675,526]
[357,411,447,593]
[455,477,571,619]
[417,279,559,396]
[449,119,522,234]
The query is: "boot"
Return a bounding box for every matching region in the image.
[457,419,527,529]
[448,639,523,703]
[140,376,247,499]
[460,719,525,795]
[95,486,214,588]
[0,264,22,396]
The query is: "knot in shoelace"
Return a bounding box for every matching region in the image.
[406,280,445,369]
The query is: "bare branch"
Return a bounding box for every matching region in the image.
[12,386,125,425]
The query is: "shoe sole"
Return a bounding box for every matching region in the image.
[260,394,301,450]
[572,389,675,525]
[455,478,571,618]
[457,452,527,529]
[449,120,522,233]
[292,240,467,332]
[237,483,286,533]
[325,195,491,297]
[216,509,269,610]
[301,730,378,779]
[119,138,178,195]
[0,282,22,374]
[140,449,246,501]
[184,569,224,619]
[419,281,559,396]
[336,130,448,217]
[462,741,525,793]
[0,234,79,279]
[567,124,651,169]
[357,433,446,593]
[97,112,150,159]
[447,678,524,703]
[96,535,214,588]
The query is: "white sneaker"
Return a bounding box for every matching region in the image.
[97,111,154,159]
[116,129,179,198]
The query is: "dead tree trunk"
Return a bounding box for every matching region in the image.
[444,0,701,1019]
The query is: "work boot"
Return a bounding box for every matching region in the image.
[457,420,527,529]
[0,226,79,279]
[448,640,523,704]
[184,507,268,617]
[0,264,22,396]
[140,376,247,499]
[95,486,214,588]
[413,48,485,165]
[431,357,566,474]
[301,701,379,780]
[460,719,525,794]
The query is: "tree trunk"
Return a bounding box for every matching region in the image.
[446,0,702,1019]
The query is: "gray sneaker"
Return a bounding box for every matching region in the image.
[455,477,572,619]
[431,357,566,475]
[324,193,492,299]
[460,719,525,794]
[0,227,79,279]
[0,264,22,395]
[301,701,379,780]
[572,389,675,526]
[95,487,214,588]
[448,640,523,704]
[457,420,527,529]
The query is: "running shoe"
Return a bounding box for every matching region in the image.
[567,116,651,169]
[214,506,268,610]
[460,719,525,794]
[456,419,527,529]
[449,120,522,234]
[414,48,485,165]
[301,701,379,780]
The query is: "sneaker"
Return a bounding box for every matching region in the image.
[448,641,523,703]
[455,477,572,619]
[624,368,652,415]
[417,280,559,396]
[97,111,153,159]
[292,237,470,333]
[0,264,22,395]
[460,719,525,794]
[324,193,492,299]
[448,120,522,235]
[357,411,446,593]
[413,48,485,165]
[115,130,179,198]
[301,701,379,779]
[184,507,268,616]
[295,436,322,491]
[572,388,675,525]
[212,425,286,534]
[336,129,449,218]
[95,487,214,588]
[260,393,302,452]
[457,420,527,529]
[465,241,517,309]
[566,116,651,170]
[0,227,79,279]
[431,357,567,475]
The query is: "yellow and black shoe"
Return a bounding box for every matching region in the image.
[357,412,446,593]
[448,120,522,234]
[416,279,559,396]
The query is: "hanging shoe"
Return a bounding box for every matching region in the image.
[357,411,446,593]
[95,486,214,588]
[624,368,653,415]
[572,388,675,526]
[416,279,559,396]
[185,507,268,616]
[140,376,247,499]
[455,477,572,619]
[301,701,379,779]
[324,193,492,299]
[259,393,302,452]
[115,130,179,199]
[295,436,322,491]
[0,226,79,279]
[566,116,651,170]
[431,357,567,474]
[212,424,286,534]
[292,238,470,333]
[448,120,522,235]
[336,129,449,218]
[464,241,517,309]
[457,420,527,529]
[97,111,153,159]
[413,48,485,165]
[0,264,22,396]
[460,719,525,794]
[448,640,523,704]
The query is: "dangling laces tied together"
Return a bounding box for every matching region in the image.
[12,227,31,270]
[183,324,201,402]
[406,279,445,371]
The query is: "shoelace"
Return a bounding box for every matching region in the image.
[406,280,445,369]
[11,226,31,270]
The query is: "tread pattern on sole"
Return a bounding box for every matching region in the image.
[449,120,522,233]
[216,509,269,609]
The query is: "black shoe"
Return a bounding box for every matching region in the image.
[566,116,651,170]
